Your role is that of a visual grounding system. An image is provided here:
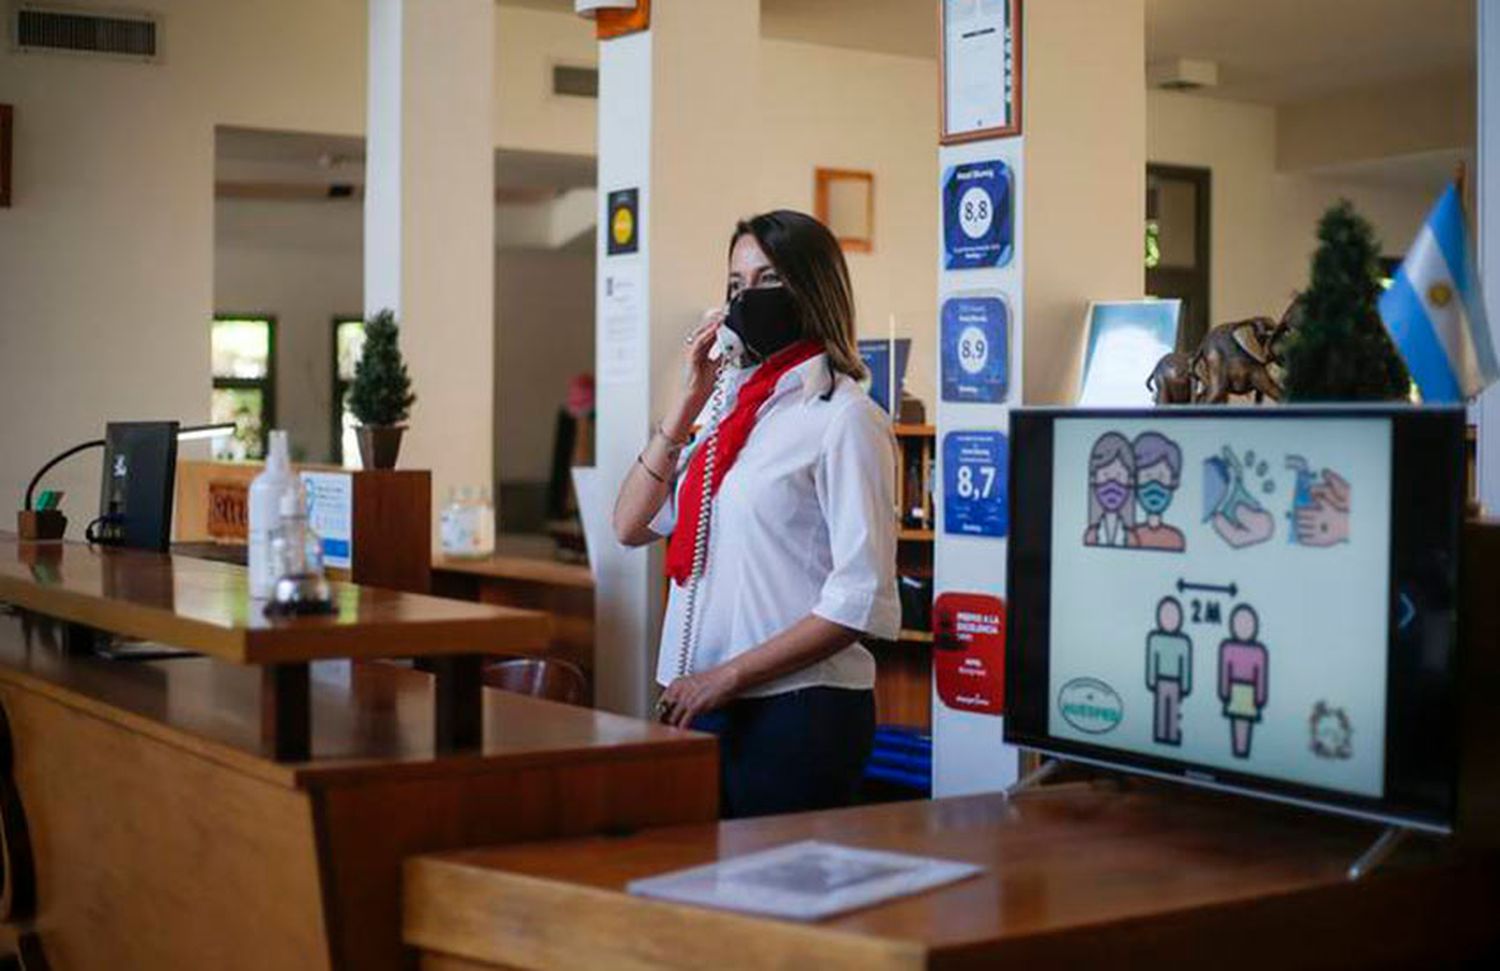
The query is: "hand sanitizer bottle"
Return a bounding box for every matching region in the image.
[249,430,295,599]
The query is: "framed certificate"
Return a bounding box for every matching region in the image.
[940,0,1022,144]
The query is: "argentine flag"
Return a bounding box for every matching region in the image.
[1379,183,1499,403]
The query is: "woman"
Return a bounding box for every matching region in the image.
[1218,604,1269,759]
[1082,432,1138,548]
[612,210,899,819]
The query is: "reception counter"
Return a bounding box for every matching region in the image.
[402,519,1500,969]
[0,536,718,969]
[405,781,1500,969]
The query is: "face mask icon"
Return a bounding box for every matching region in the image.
[1137,479,1174,515]
[1094,479,1130,513]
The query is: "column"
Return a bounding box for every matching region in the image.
[365,0,496,521]
[591,0,760,716]
[931,0,1146,797]
[1478,0,1499,513]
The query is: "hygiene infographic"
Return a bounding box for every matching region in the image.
[1046,416,1392,797]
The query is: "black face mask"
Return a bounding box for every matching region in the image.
[724,286,803,363]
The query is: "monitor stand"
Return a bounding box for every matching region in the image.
[1005,756,1065,798]
[1347,825,1410,881]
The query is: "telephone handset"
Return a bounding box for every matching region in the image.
[711,321,747,369]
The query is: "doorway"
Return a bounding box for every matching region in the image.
[1146,163,1211,350]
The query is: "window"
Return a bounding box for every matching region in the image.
[211,316,275,460]
[331,316,366,468]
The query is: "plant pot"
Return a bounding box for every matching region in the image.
[356,425,406,470]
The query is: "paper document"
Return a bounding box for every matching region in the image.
[627,840,981,921]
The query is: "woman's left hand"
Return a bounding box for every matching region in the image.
[658,663,741,728]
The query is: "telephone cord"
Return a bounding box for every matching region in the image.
[675,362,730,680]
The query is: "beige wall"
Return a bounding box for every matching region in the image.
[495,5,599,157]
[1024,0,1148,404]
[215,199,363,464]
[494,247,595,488]
[1148,89,1453,328]
[0,0,366,533]
[1278,72,1476,172]
[756,39,939,408]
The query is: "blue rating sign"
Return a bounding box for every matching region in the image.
[943,430,1009,538]
[943,160,1014,271]
[941,294,1009,404]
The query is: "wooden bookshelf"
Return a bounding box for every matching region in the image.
[884,423,936,731]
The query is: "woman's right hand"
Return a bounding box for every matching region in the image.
[666,307,725,440]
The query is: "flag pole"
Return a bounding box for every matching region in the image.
[1456,160,1468,205]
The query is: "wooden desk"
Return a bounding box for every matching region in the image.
[1,536,550,757]
[0,610,716,970]
[432,537,594,680]
[405,783,1500,969]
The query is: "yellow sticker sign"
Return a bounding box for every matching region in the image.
[607,188,639,256]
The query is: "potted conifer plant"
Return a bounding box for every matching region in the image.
[347,308,416,470]
[1282,201,1410,401]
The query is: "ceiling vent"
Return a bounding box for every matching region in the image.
[552,64,599,99]
[13,4,160,61]
[1148,58,1218,92]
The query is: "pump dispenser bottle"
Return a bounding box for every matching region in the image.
[248,430,295,599]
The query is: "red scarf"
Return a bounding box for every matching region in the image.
[665,340,824,586]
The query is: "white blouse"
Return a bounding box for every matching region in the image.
[650,353,901,697]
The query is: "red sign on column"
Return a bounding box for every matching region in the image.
[934,592,1005,715]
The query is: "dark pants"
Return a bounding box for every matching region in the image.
[691,686,875,819]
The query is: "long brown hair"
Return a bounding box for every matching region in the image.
[729,210,865,380]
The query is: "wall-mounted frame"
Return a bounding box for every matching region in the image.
[939,0,1022,144]
[1,104,13,208]
[815,168,875,253]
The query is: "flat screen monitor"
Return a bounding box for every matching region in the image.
[1006,406,1465,833]
[97,421,178,553]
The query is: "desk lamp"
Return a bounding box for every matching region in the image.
[19,422,235,546]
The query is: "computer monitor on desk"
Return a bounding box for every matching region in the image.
[95,421,179,552]
[1006,406,1465,833]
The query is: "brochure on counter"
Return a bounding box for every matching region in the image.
[626,841,981,921]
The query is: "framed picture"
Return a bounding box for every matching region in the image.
[814,168,874,253]
[939,0,1022,144]
[1,104,13,208]
[1077,299,1182,407]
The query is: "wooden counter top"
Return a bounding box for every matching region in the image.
[0,534,550,665]
[434,535,592,590]
[0,608,708,790]
[405,783,1500,969]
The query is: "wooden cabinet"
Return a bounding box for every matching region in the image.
[0,535,716,969]
[872,424,936,731]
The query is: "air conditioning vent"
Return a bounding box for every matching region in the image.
[552,64,598,99]
[14,5,159,60]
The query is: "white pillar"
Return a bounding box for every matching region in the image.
[931,0,1146,797]
[1478,0,1500,514]
[365,0,496,521]
[591,0,760,716]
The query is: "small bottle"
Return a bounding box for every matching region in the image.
[248,430,295,599]
[266,481,332,615]
[440,485,468,557]
[474,485,496,557]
